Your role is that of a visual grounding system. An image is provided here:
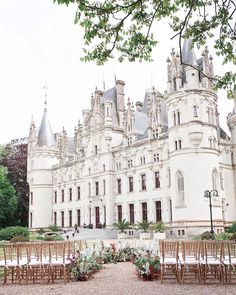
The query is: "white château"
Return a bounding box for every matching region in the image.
[27,40,236,238]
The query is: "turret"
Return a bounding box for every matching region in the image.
[27,102,58,229]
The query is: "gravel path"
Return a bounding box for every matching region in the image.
[1,262,236,295]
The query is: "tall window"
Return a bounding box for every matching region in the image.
[142,202,148,221]
[117,179,122,194]
[29,212,32,228]
[176,171,185,205]
[128,160,133,168]
[103,179,106,195]
[69,188,72,201]
[95,145,98,154]
[128,136,132,146]
[207,107,214,124]
[69,210,72,227]
[152,128,158,139]
[95,181,99,196]
[77,186,80,200]
[212,169,218,190]
[54,212,57,225]
[77,209,81,227]
[209,137,216,149]
[220,172,224,190]
[61,211,64,228]
[193,105,198,117]
[61,190,64,202]
[129,204,134,224]
[54,191,57,203]
[141,174,146,190]
[140,156,145,165]
[117,205,122,221]
[154,153,159,162]
[129,176,133,192]
[155,201,162,222]
[175,139,182,150]
[155,171,160,188]
[174,110,180,125]
[167,168,171,187]
[30,192,33,204]
[88,182,91,197]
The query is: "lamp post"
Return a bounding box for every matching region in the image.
[204,189,219,239]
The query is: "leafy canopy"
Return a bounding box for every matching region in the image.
[0,166,18,228]
[54,0,236,98]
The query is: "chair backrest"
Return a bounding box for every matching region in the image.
[203,240,222,262]
[181,240,200,261]
[160,240,179,261]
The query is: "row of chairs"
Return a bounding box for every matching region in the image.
[160,240,236,284]
[0,241,77,285]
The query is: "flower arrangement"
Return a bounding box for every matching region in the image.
[134,251,160,281]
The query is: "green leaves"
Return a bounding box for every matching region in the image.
[53,0,236,98]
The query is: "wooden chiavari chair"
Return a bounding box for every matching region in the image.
[221,241,236,284]
[180,240,201,283]
[48,241,70,284]
[201,240,222,284]
[159,240,180,283]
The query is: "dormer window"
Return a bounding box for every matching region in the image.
[152,128,158,139]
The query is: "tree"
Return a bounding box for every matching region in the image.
[54,0,236,98]
[112,219,132,233]
[0,138,29,226]
[0,166,18,228]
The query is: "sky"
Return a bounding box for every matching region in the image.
[0,0,234,143]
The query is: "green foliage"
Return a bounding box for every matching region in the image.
[192,235,201,240]
[137,220,152,233]
[44,236,54,241]
[134,253,160,280]
[30,235,44,241]
[0,138,29,227]
[151,221,167,233]
[53,0,236,97]
[48,224,61,232]
[200,231,213,240]
[72,253,103,281]
[10,235,29,243]
[227,221,236,233]
[0,166,18,228]
[215,232,232,241]
[112,219,132,233]
[0,226,29,241]
[36,227,46,235]
[53,235,64,241]
[229,232,236,241]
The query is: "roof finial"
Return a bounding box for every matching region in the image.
[43,83,48,111]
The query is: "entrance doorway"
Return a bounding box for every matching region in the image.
[95,206,100,228]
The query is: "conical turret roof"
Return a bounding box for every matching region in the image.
[37,104,56,147]
[182,38,198,67]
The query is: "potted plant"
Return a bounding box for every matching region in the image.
[137,220,152,239]
[113,219,132,239]
[152,221,167,240]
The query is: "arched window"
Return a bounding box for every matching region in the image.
[176,171,184,205]
[212,169,218,190]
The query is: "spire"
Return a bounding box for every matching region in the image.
[37,102,56,147]
[182,38,198,67]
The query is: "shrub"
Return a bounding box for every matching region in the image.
[0,226,29,241]
[227,221,236,233]
[44,236,54,241]
[48,225,61,232]
[36,228,46,235]
[230,232,236,241]
[53,235,64,241]
[215,232,232,241]
[10,235,29,243]
[200,231,212,240]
